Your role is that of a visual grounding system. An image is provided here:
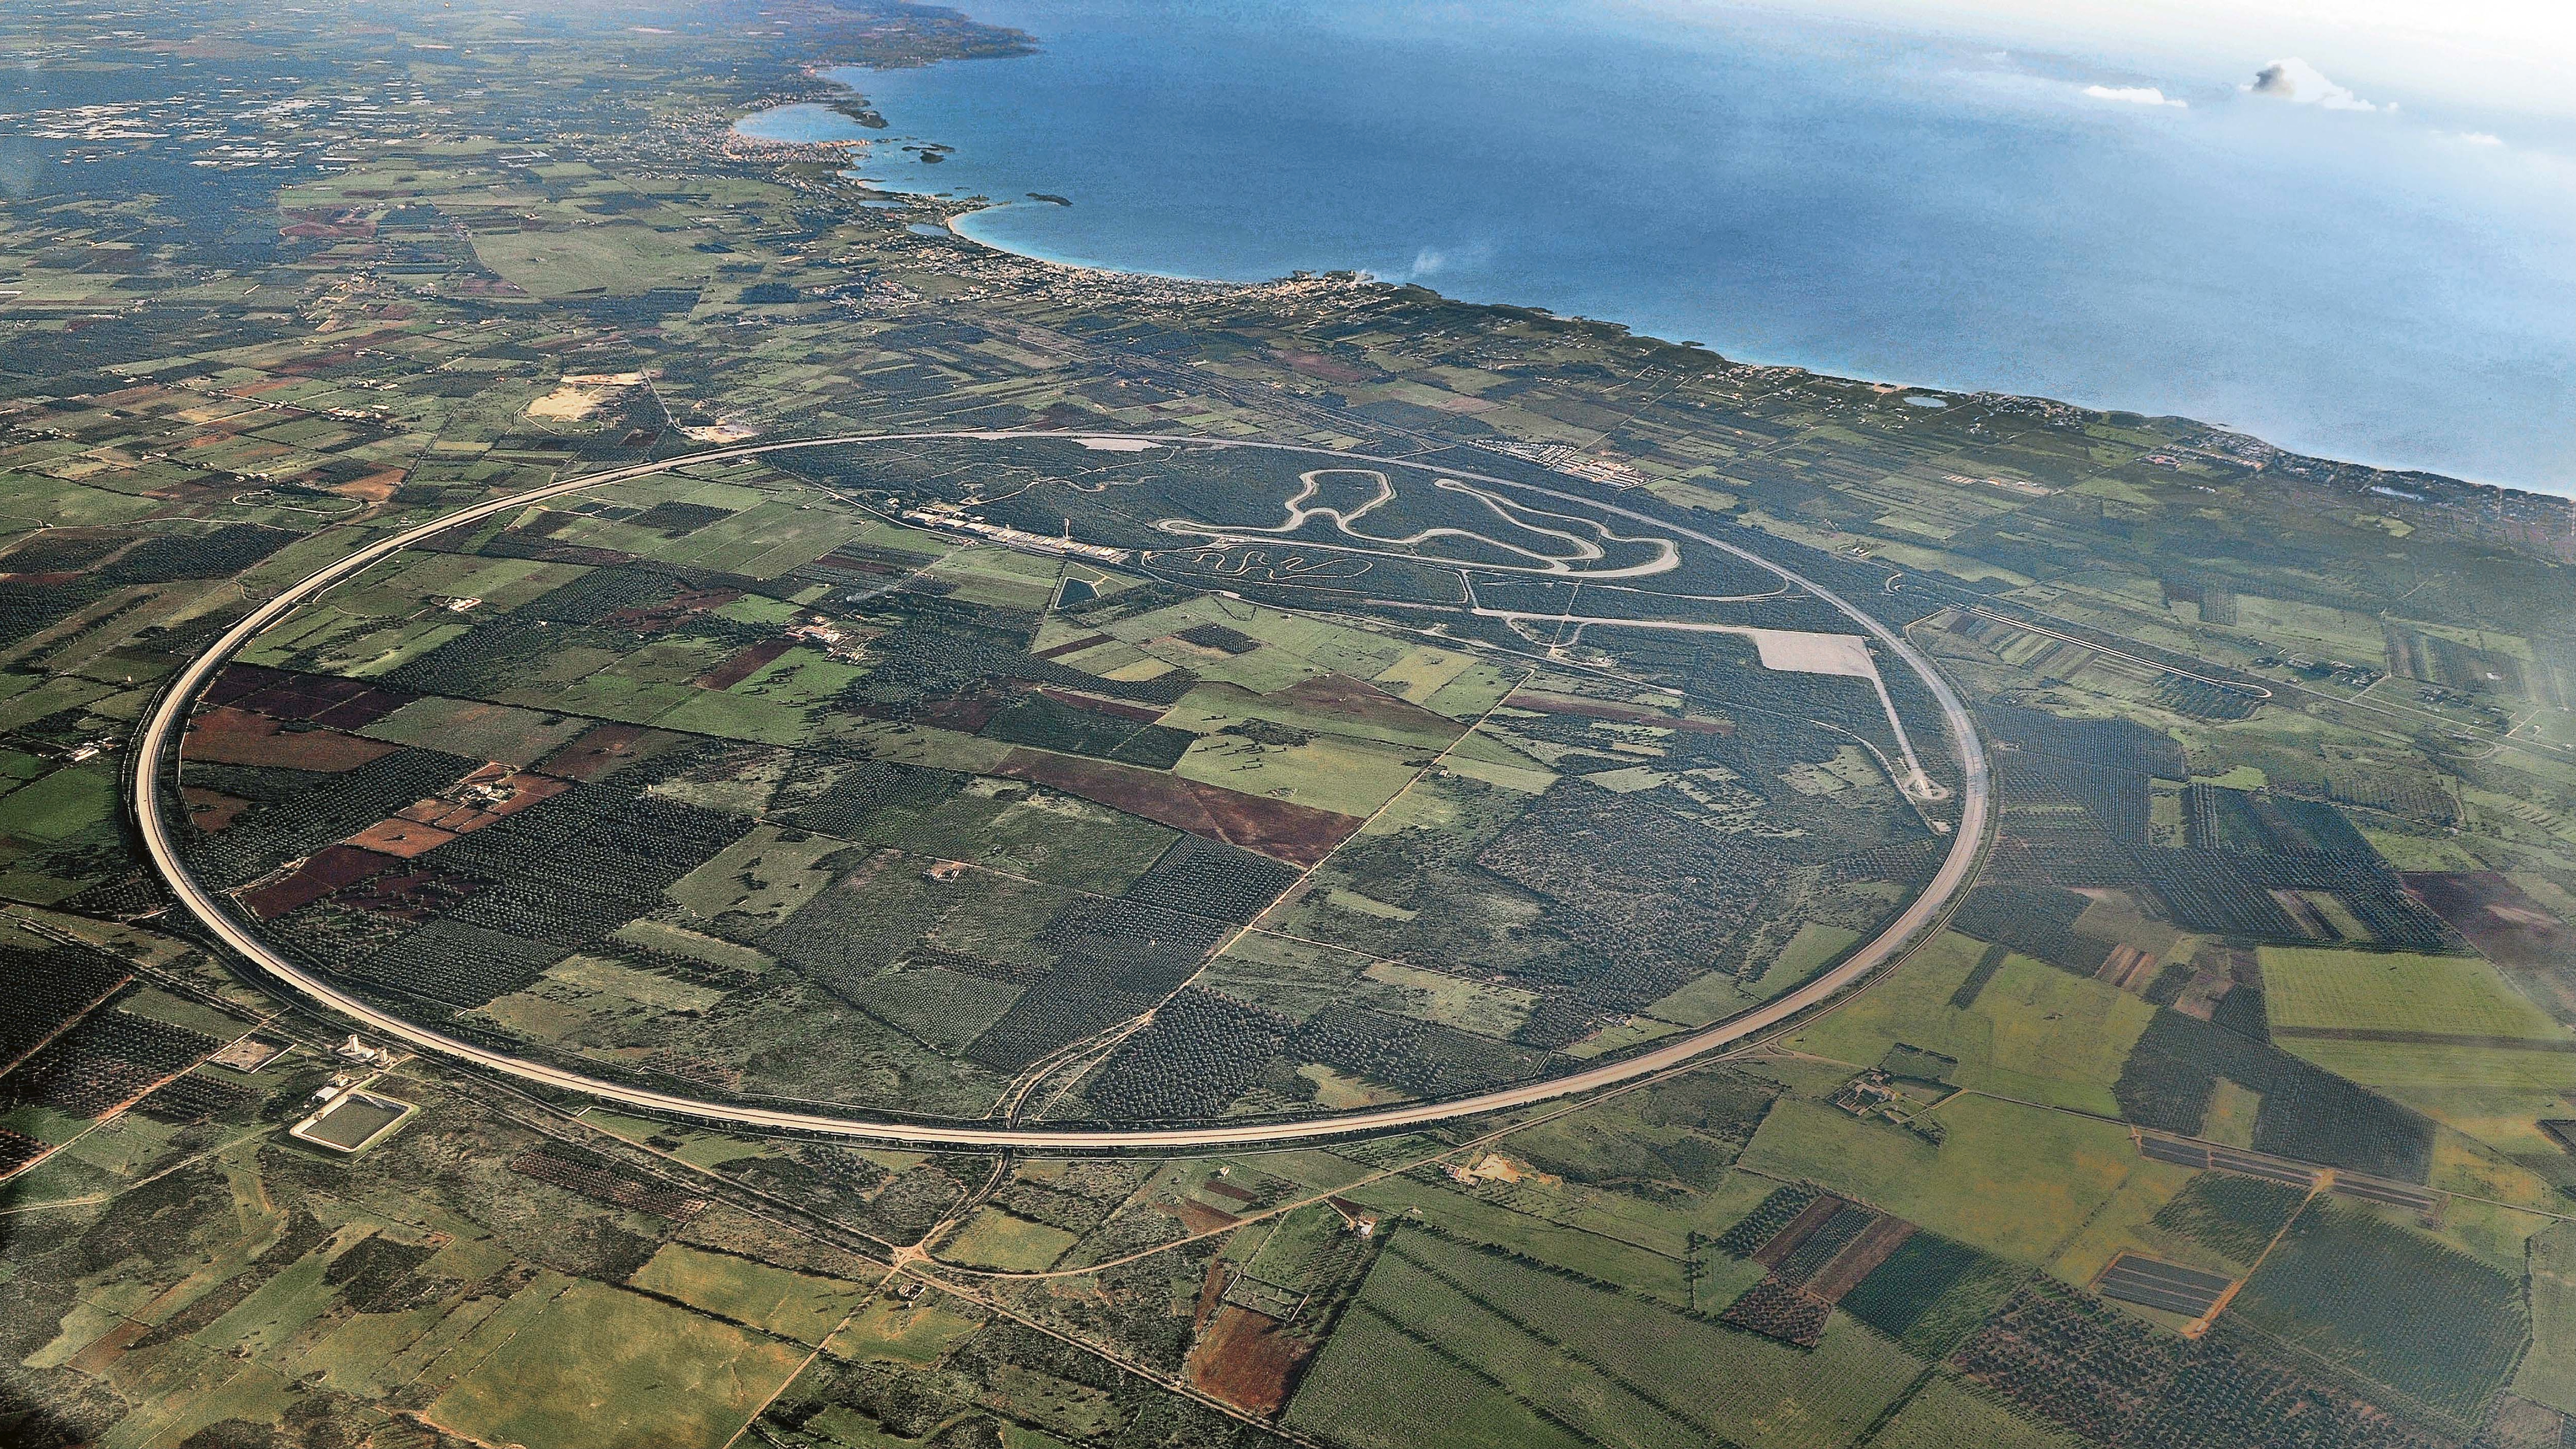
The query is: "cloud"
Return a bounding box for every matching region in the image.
[1389,242,1491,283]
[2082,84,2186,108]
[2448,130,2505,145]
[2245,57,2376,110]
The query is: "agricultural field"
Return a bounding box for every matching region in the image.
[2231,1197,2530,1422]
[1786,928,2155,1114]
[167,433,1960,1127]
[1287,1225,1922,1449]
[1739,1092,2147,1265]
[1865,1374,2089,1449]
[423,1280,811,1448]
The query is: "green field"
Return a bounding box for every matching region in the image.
[475,952,724,1042]
[0,763,115,842]
[827,1294,987,1367]
[1170,729,1426,818]
[1284,1298,1592,1449]
[630,1242,870,1344]
[361,695,594,764]
[1740,921,1867,1003]
[426,1280,807,1448]
[2516,1220,2576,1416]
[936,1208,1082,1271]
[1788,930,2154,1114]
[2261,945,2567,1041]
[468,222,720,298]
[2259,946,2576,1123]
[1342,1229,1923,1449]
[2233,1197,2528,1421]
[1867,1374,2087,1449]
[1362,960,1537,1037]
[1740,1093,2141,1264]
[665,824,848,927]
[1836,1231,2027,1359]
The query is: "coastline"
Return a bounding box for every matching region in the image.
[734,82,2576,523]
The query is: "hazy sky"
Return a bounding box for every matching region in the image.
[1674,0,2576,119]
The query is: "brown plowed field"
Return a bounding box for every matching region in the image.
[694,636,794,690]
[1032,632,1113,660]
[182,787,251,832]
[1751,1194,1846,1268]
[1807,1216,1917,1302]
[1185,1306,1311,1416]
[344,818,459,858]
[184,707,400,772]
[1173,1198,1243,1234]
[2403,871,2569,969]
[533,723,685,780]
[209,662,415,728]
[1282,673,1466,738]
[994,749,1361,867]
[237,844,402,919]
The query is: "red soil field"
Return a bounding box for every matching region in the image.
[201,662,302,706]
[1281,673,1468,738]
[1172,1199,1243,1235]
[236,844,402,919]
[216,664,415,729]
[1191,1259,1231,1331]
[394,767,571,832]
[533,723,684,780]
[993,749,1361,867]
[2403,871,2569,969]
[1031,632,1113,660]
[345,818,459,859]
[183,707,400,772]
[694,636,794,690]
[1185,1306,1312,1416]
[182,787,251,832]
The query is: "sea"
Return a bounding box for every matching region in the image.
[737,0,2576,495]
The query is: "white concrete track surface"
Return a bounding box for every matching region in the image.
[131,431,1992,1149]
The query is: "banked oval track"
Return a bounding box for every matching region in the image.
[132,431,1993,1149]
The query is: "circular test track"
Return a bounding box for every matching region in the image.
[132,431,1993,1151]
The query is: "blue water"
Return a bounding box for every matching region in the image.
[744,1,2576,493]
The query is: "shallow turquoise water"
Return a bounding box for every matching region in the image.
[745,1,2576,492]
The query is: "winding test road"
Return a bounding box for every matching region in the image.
[130,431,1992,1150]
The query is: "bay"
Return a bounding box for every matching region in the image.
[747,0,2576,493]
